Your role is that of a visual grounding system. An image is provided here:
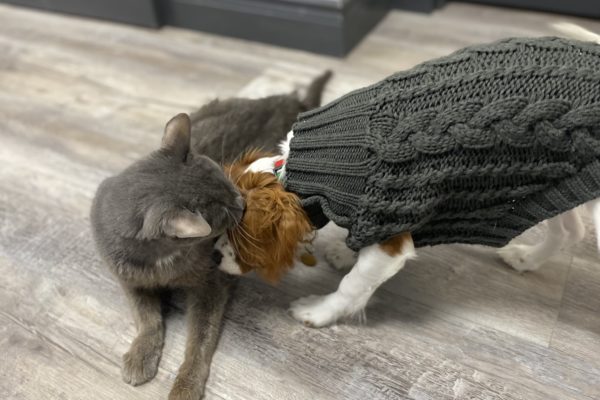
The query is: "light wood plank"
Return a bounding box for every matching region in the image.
[1,2,600,399]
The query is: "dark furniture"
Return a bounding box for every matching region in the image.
[158,0,391,56]
[0,0,597,56]
[394,0,598,17]
[0,0,160,27]
[393,0,445,13]
[464,0,599,19]
[0,0,392,56]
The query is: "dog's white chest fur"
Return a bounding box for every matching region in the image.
[245,156,281,174]
[245,131,293,177]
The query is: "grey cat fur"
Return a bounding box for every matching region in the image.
[191,70,332,163]
[90,71,332,400]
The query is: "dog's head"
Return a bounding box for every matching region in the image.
[225,150,314,283]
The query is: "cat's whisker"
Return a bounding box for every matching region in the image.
[229,231,246,261]
[238,223,258,243]
[228,214,254,241]
[184,244,194,260]
[223,207,235,226]
[237,229,262,253]
[236,228,257,249]
[234,171,247,186]
[230,221,261,253]
[231,225,251,245]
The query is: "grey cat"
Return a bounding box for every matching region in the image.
[91,114,243,400]
[90,71,332,400]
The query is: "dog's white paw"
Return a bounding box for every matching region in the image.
[497,243,541,272]
[216,235,242,275]
[289,294,347,328]
[324,241,357,271]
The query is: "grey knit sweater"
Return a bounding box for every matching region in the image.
[283,37,600,251]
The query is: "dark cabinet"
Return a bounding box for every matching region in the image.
[158,0,391,56]
[1,0,596,57]
[463,0,599,18]
[0,0,391,56]
[0,0,160,27]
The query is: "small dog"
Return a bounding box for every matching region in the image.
[217,28,600,328]
[216,135,600,328]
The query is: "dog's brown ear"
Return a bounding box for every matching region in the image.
[257,189,313,283]
[161,113,191,161]
[228,172,313,283]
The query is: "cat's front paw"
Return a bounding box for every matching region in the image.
[122,334,163,386]
[215,235,242,275]
[289,294,347,328]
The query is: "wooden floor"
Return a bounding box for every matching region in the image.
[1,3,600,399]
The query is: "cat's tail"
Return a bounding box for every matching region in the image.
[301,70,333,110]
[552,22,600,44]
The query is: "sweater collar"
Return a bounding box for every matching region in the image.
[245,156,286,181]
[273,158,285,180]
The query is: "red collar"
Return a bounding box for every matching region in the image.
[274,158,285,180]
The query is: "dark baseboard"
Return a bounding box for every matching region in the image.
[158,0,392,56]
[393,0,445,13]
[0,0,160,27]
[460,0,599,18]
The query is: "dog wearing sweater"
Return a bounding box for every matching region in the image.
[217,36,600,328]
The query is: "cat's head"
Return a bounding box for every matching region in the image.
[92,113,244,246]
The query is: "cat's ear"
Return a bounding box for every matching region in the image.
[138,206,211,240]
[161,113,191,161]
[164,209,212,238]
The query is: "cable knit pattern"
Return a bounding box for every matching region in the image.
[284,37,600,250]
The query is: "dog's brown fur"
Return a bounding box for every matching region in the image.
[225,150,314,282]
[379,233,413,256]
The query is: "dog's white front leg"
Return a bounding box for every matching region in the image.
[290,234,416,328]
